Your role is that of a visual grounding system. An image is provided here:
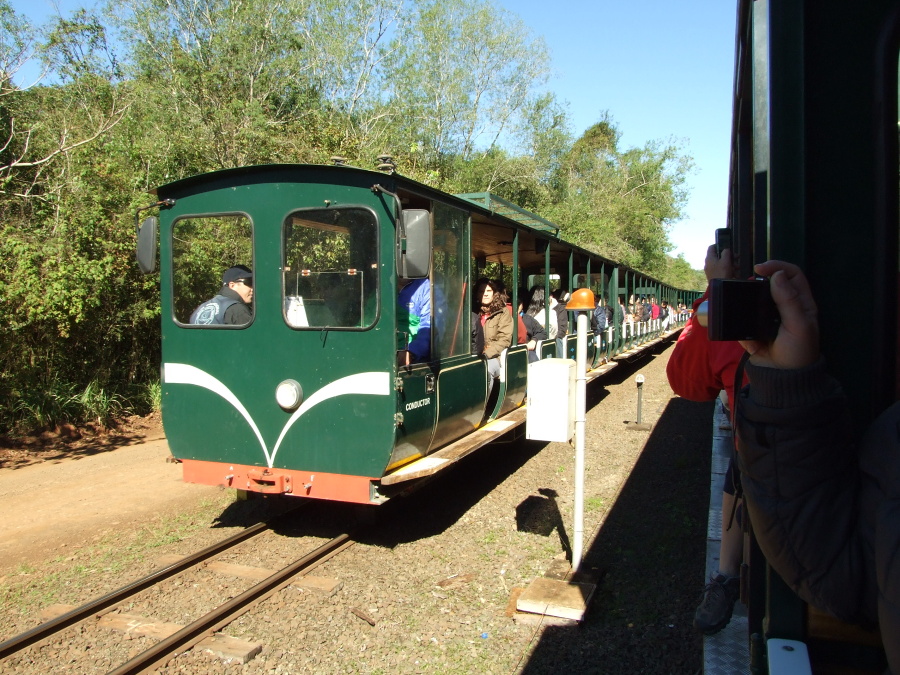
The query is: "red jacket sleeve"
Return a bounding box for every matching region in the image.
[666,289,746,409]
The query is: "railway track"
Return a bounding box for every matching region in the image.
[0,506,357,673]
[109,533,354,674]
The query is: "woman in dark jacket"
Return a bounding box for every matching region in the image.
[551,288,569,337]
[520,289,547,363]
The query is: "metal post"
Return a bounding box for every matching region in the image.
[573,310,588,571]
[566,288,594,573]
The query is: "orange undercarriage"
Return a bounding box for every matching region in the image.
[181,459,379,504]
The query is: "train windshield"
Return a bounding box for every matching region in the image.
[171,214,254,327]
[282,207,378,329]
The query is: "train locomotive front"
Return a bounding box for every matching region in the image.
[151,165,427,505]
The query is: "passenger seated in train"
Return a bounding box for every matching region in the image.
[397,277,432,366]
[471,310,484,355]
[473,278,512,378]
[551,288,569,357]
[492,279,525,344]
[659,300,672,330]
[524,286,556,342]
[592,296,611,351]
[550,288,569,337]
[189,265,253,326]
[733,260,898,673]
[518,297,547,363]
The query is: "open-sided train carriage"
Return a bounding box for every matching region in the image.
[135,164,698,505]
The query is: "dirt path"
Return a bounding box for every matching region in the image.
[0,430,220,572]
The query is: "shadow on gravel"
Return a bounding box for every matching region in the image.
[519,394,714,675]
[355,342,680,549]
[516,488,571,560]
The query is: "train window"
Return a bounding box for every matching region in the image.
[432,203,469,358]
[171,214,254,326]
[282,207,378,329]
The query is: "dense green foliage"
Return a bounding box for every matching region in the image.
[0,0,703,433]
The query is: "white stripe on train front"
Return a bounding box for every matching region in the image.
[163,363,390,467]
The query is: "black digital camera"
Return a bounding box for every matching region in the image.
[707,277,780,341]
[715,228,732,258]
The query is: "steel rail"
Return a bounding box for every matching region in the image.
[107,533,355,675]
[0,520,272,660]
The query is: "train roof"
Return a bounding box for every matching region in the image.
[151,163,559,234]
[150,163,679,288]
[455,192,560,237]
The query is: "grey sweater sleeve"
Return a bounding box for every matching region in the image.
[736,359,878,629]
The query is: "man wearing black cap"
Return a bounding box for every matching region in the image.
[189,265,254,325]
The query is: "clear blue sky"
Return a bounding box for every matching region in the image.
[13,0,737,270]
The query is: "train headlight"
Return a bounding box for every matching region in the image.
[275,379,303,411]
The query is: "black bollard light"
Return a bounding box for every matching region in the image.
[635,374,645,424]
[627,374,652,431]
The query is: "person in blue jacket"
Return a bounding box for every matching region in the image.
[397,277,431,366]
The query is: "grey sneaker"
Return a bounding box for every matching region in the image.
[693,573,740,635]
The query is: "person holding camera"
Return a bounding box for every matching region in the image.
[734,260,898,673]
[666,241,747,635]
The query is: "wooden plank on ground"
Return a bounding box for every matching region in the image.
[294,575,343,596]
[516,577,596,622]
[97,612,183,639]
[197,634,263,664]
[206,561,276,580]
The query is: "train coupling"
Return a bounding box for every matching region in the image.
[246,469,293,494]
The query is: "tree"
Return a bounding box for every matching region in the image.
[0,8,130,197]
[659,253,706,291]
[384,0,550,178]
[545,115,694,277]
[111,0,326,169]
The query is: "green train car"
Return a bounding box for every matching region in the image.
[724,0,897,672]
[135,163,697,505]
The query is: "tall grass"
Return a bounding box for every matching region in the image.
[4,378,161,436]
[78,380,130,426]
[10,380,82,431]
[141,380,162,413]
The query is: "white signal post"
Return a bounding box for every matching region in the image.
[566,288,595,572]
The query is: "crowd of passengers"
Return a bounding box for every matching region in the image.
[398,276,689,368]
[469,279,690,370]
[592,295,691,344]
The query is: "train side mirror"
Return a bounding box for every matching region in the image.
[397,209,431,279]
[136,215,158,275]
